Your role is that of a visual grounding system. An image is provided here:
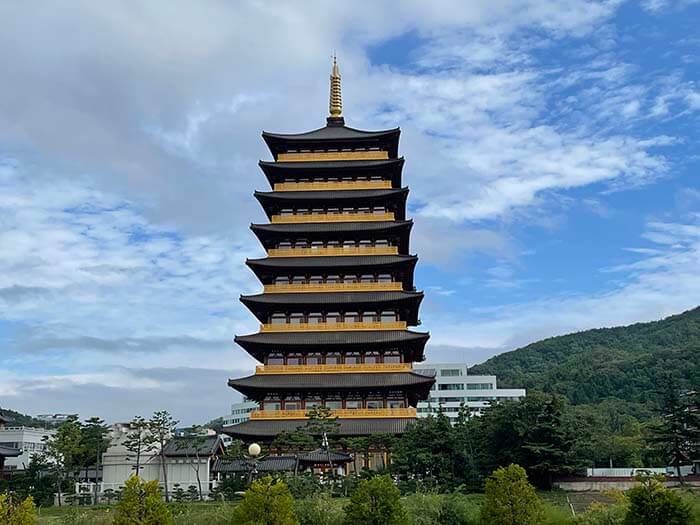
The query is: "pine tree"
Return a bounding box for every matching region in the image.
[231,476,298,525]
[480,464,544,525]
[344,475,407,525]
[113,475,173,525]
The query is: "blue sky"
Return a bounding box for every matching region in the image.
[0,1,698,424]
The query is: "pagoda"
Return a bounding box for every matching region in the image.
[224,58,434,443]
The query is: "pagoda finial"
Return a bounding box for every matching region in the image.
[328,54,344,126]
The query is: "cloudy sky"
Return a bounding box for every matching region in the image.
[1,1,699,425]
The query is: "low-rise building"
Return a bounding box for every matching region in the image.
[0,418,55,470]
[221,400,258,427]
[412,363,525,421]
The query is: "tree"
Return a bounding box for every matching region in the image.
[81,416,111,504]
[231,476,298,525]
[0,493,37,525]
[480,464,544,525]
[344,475,407,525]
[39,416,83,506]
[123,416,155,477]
[648,386,699,485]
[148,410,179,502]
[113,475,173,525]
[624,474,691,525]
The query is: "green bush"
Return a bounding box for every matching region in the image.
[344,475,407,525]
[403,492,442,525]
[112,475,173,525]
[624,476,691,525]
[438,494,479,525]
[0,493,37,525]
[295,492,344,525]
[574,502,626,525]
[231,476,298,525]
[279,472,322,499]
[480,464,545,525]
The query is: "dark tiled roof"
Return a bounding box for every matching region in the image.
[299,448,352,463]
[251,220,411,235]
[223,418,413,438]
[0,445,21,457]
[212,456,297,473]
[262,125,399,141]
[247,254,417,270]
[258,158,405,188]
[234,329,430,362]
[228,371,435,399]
[162,435,224,457]
[254,187,408,203]
[240,290,423,324]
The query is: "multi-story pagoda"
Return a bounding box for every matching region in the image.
[225,59,434,444]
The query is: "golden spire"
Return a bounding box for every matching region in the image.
[329,54,343,119]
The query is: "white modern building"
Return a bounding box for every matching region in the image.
[412,363,525,421]
[35,413,77,425]
[221,400,258,427]
[0,425,56,470]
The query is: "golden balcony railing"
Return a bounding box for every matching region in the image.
[263,282,403,293]
[255,363,412,375]
[273,180,392,192]
[250,407,417,420]
[268,246,398,257]
[260,321,407,332]
[277,151,389,162]
[271,212,395,224]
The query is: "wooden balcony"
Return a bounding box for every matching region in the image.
[273,180,392,192]
[277,151,389,162]
[271,212,395,224]
[263,282,403,293]
[255,363,412,375]
[250,407,417,420]
[268,246,398,257]
[260,321,407,332]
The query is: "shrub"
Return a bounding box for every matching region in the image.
[0,493,37,525]
[402,492,442,525]
[279,472,322,499]
[574,502,626,525]
[295,492,344,525]
[344,474,407,525]
[438,494,479,525]
[624,476,691,525]
[231,476,298,525]
[480,464,545,525]
[112,475,173,525]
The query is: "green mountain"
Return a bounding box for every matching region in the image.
[0,408,53,428]
[469,307,700,410]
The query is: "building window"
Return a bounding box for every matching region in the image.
[289,313,304,325]
[267,354,284,365]
[366,399,384,409]
[438,384,464,391]
[326,312,341,323]
[286,354,303,365]
[440,369,462,377]
[325,400,342,410]
[345,400,362,409]
[306,353,322,365]
[384,352,401,363]
[380,310,397,322]
[325,353,340,365]
[263,401,281,411]
[388,400,405,408]
[364,352,380,364]
[270,313,286,325]
[466,383,494,390]
[362,311,377,323]
[308,313,323,325]
[344,311,360,323]
[344,352,360,365]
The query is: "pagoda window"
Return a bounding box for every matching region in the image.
[388,400,406,409]
[326,240,340,248]
[325,353,340,365]
[345,400,362,409]
[344,352,360,364]
[310,241,323,250]
[284,401,301,410]
[327,207,340,214]
[342,176,353,181]
[378,274,392,283]
[360,274,375,282]
[270,313,286,325]
[292,276,306,285]
[263,401,281,411]
[267,354,284,365]
[380,310,397,322]
[307,313,323,325]
[289,313,304,325]
[306,353,322,365]
[286,354,303,365]
[281,208,293,216]
[359,240,372,247]
[279,241,292,249]
[309,275,323,284]
[312,208,324,214]
[343,240,356,249]
[372,206,386,214]
[366,399,384,409]
[325,400,342,410]
[358,207,371,214]
[274,276,290,285]
[297,208,310,215]
[384,352,401,363]
[375,239,389,247]
[326,312,341,323]
[362,311,377,323]
[364,352,380,364]
[370,175,382,181]
[344,311,360,323]
[305,396,322,408]
[326,275,341,284]
[342,207,354,215]
[294,240,309,248]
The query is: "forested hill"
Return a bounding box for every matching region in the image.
[469,307,700,408]
[0,408,51,428]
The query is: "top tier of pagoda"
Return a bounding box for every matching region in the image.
[225,58,434,442]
